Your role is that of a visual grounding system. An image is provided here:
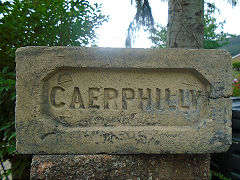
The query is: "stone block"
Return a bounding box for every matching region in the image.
[15,47,232,154]
[30,154,210,180]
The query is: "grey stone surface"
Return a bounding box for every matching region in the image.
[15,47,232,154]
[30,154,210,180]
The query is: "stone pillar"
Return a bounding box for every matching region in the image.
[31,154,210,179]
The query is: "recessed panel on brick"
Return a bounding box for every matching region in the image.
[43,68,209,127]
[15,47,232,154]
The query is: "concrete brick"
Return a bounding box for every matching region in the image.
[15,47,232,154]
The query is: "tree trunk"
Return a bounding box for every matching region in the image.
[167,0,204,48]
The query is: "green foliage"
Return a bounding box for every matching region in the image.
[0,67,16,178]
[0,0,108,68]
[0,0,108,178]
[204,3,234,49]
[210,170,231,180]
[149,3,234,49]
[233,61,240,69]
[148,24,167,48]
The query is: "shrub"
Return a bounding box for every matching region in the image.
[233,61,240,69]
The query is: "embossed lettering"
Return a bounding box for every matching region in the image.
[50,86,65,108]
[122,88,134,110]
[49,86,203,111]
[104,88,118,109]
[156,88,162,110]
[165,89,176,110]
[190,90,202,110]
[179,89,190,110]
[70,87,85,109]
[89,88,100,109]
[138,88,151,110]
[43,69,210,130]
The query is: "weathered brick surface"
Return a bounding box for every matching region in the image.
[15,47,232,154]
[31,154,210,180]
